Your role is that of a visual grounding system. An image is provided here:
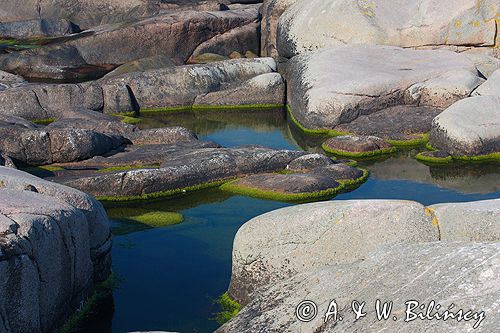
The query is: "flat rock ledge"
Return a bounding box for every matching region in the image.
[0,166,112,333]
[221,198,500,332]
[322,135,396,158]
[0,58,285,121]
[227,199,500,305]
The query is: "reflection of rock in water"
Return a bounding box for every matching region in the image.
[362,150,500,194]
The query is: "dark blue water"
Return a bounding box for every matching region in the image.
[89,109,499,333]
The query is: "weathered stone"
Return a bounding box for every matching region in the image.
[129,127,199,145]
[99,58,277,114]
[187,53,229,64]
[188,21,260,60]
[429,199,500,242]
[219,242,500,333]
[334,105,443,141]
[0,70,25,91]
[57,146,304,198]
[429,96,500,156]
[0,116,128,165]
[0,166,111,332]
[0,0,162,30]
[287,45,482,130]
[102,55,177,80]
[193,72,285,107]
[0,18,78,39]
[277,0,499,58]
[260,0,297,57]
[323,135,393,155]
[474,69,500,97]
[228,200,438,304]
[287,153,334,171]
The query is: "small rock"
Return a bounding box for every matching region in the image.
[322,135,394,156]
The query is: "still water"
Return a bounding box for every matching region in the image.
[82,108,500,333]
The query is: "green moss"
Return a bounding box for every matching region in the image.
[286,105,349,136]
[33,118,56,125]
[97,179,230,203]
[108,209,183,227]
[321,143,397,158]
[386,133,429,147]
[120,115,142,125]
[220,169,369,203]
[140,106,194,114]
[415,151,500,165]
[59,273,115,333]
[415,152,453,164]
[21,165,65,174]
[213,293,241,325]
[97,164,160,173]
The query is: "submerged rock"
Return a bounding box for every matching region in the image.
[219,241,500,333]
[429,95,500,156]
[322,135,395,157]
[277,0,499,58]
[287,45,481,131]
[0,166,112,333]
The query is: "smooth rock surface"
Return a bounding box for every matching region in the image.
[429,96,500,156]
[260,0,297,57]
[287,45,482,130]
[193,72,285,106]
[219,242,500,333]
[0,18,77,39]
[277,0,499,58]
[228,200,438,304]
[429,199,500,242]
[474,69,500,97]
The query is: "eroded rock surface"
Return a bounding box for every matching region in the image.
[287,45,482,131]
[0,166,112,333]
[219,242,500,333]
[277,0,499,58]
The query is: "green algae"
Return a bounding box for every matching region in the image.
[321,143,397,158]
[107,207,183,228]
[416,151,500,165]
[33,118,56,125]
[386,133,429,147]
[213,293,241,325]
[286,105,348,136]
[140,104,285,115]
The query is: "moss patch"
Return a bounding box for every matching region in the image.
[286,105,348,137]
[220,169,369,203]
[386,133,429,147]
[97,179,230,203]
[321,143,397,158]
[33,118,56,125]
[119,115,142,125]
[59,272,115,333]
[96,164,160,173]
[108,208,183,228]
[416,151,500,165]
[213,293,241,325]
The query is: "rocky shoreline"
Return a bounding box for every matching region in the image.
[0,0,498,332]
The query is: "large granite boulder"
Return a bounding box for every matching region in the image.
[0,18,78,39]
[0,114,128,165]
[218,242,500,333]
[0,166,111,333]
[286,45,482,131]
[428,95,500,156]
[277,0,499,58]
[260,0,297,57]
[57,146,305,198]
[0,58,281,120]
[228,200,439,304]
[0,0,162,30]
